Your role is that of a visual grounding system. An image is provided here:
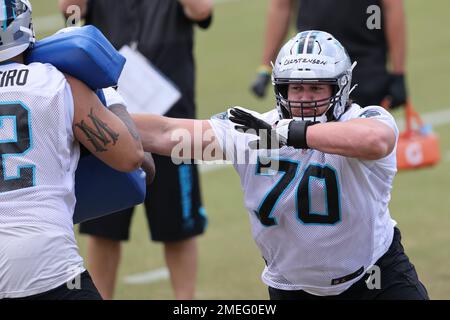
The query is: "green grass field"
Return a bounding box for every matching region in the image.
[34,0,450,299]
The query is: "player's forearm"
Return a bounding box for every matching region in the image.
[131,114,176,157]
[178,0,213,21]
[306,120,395,160]
[383,0,406,74]
[68,75,144,172]
[58,0,88,19]
[109,104,143,153]
[261,0,293,66]
[74,111,144,172]
[132,114,222,161]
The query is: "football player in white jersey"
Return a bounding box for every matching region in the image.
[131,30,428,299]
[0,1,145,299]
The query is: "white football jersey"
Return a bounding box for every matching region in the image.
[209,104,399,296]
[0,62,84,298]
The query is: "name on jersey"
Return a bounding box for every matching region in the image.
[0,69,29,87]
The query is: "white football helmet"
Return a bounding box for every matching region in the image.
[0,0,35,62]
[272,30,356,123]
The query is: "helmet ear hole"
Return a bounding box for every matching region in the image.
[277,84,288,99]
[274,84,292,119]
[332,85,339,95]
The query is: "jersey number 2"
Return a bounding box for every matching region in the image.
[255,158,340,226]
[0,102,34,192]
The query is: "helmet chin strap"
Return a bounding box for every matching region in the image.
[348,84,358,96]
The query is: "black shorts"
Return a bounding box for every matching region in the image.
[4,271,102,300]
[268,227,429,300]
[79,154,207,242]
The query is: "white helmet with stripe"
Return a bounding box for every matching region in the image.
[272,30,357,123]
[0,0,35,62]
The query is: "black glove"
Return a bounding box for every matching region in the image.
[229,107,281,149]
[385,73,407,109]
[228,107,316,150]
[250,66,272,98]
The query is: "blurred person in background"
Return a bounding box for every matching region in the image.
[59,0,213,300]
[251,0,407,111]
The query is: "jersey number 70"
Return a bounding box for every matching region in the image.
[255,158,340,226]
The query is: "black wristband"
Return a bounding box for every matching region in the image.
[287,121,315,149]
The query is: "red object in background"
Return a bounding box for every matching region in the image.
[394,101,441,170]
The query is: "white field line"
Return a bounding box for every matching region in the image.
[123,267,169,285]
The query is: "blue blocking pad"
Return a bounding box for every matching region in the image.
[73,155,146,225]
[26,26,146,224]
[26,25,126,89]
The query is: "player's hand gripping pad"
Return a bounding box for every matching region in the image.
[27,26,146,224]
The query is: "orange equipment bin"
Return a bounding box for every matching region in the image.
[396,101,440,170]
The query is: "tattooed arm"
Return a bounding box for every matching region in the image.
[66,75,144,172]
[108,103,144,152]
[108,102,156,183]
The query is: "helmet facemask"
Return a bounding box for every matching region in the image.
[274,79,344,123]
